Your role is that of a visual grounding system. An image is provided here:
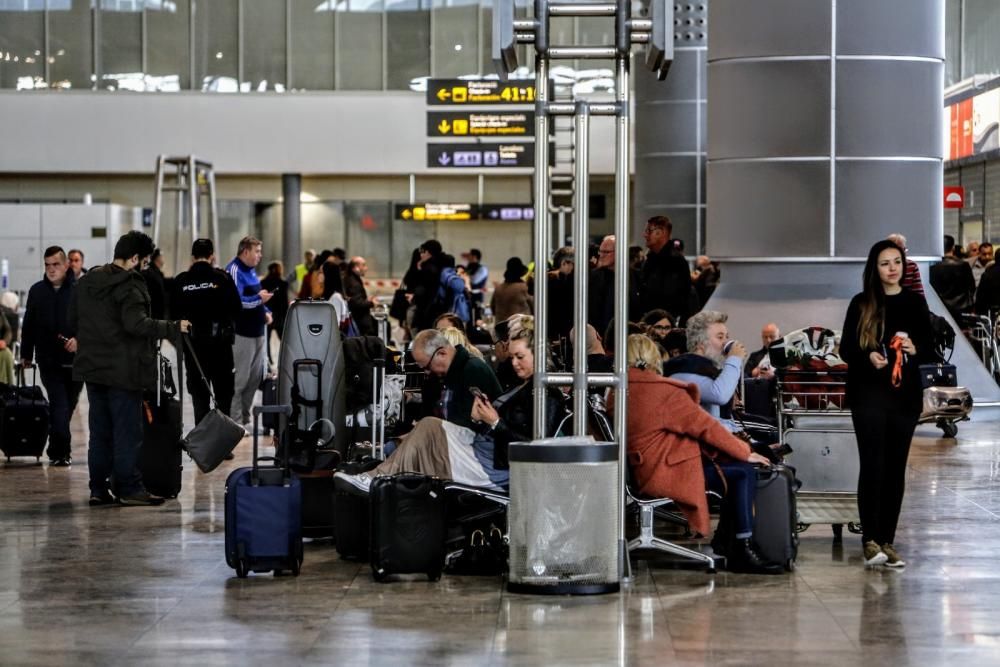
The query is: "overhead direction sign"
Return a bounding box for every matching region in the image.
[427,111,535,137]
[428,142,549,168]
[394,203,535,221]
[427,79,536,106]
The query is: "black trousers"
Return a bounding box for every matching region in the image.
[39,364,83,461]
[850,395,920,546]
[183,340,235,425]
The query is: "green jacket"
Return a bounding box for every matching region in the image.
[443,345,503,430]
[70,264,180,391]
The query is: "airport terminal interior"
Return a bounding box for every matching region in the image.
[4,0,1000,664]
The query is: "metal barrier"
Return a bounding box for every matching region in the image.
[493,0,673,582]
[152,155,219,275]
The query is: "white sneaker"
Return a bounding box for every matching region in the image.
[334,471,372,493]
[863,540,888,567]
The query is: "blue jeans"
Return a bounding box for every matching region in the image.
[39,365,83,461]
[704,461,756,539]
[86,383,144,497]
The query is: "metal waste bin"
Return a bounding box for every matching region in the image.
[507,437,620,595]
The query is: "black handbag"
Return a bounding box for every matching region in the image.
[389,288,410,322]
[919,363,958,389]
[446,526,508,576]
[180,336,246,473]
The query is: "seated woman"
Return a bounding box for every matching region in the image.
[335,316,567,492]
[623,334,782,575]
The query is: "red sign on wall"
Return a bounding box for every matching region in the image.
[944,186,965,209]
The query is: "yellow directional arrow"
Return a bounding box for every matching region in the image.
[401,209,412,219]
[437,119,451,134]
[436,88,451,101]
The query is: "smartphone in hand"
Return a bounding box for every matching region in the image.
[469,386,488,401]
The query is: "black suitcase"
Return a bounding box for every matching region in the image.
[742,376,777,422]
[139,396,183,498]
[751,465,799,571]
[225,405,303,578]
[369,473,447,582]
[0,368,49,462]
[260,375,278,433]
[332,456,381,560]
[299,470,335,538]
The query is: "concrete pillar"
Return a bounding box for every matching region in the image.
[633,2,707,253]
[704,0,1000,412]
[282,173,302,277]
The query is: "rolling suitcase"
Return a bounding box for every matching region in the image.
[750,465,799,571]
[369,473,447,582]
[260,375,279,433]
[0,367,50,463]
[225,404,303,578]
[138,346,183,498]
[299,469,335,539]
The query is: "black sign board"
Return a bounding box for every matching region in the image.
[427,142,546,169]
[394,203,535,222]
[427,110,535,137]
[426,79,536,106]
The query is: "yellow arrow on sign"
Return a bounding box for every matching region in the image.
[437,120,451,134]
[401,209,412,219]
[436,88,450,101]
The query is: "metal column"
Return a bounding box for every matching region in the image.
[494,0,673,584]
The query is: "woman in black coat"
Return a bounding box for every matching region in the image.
[840,239,933,569]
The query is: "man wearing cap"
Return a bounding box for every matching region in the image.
[172,239,243,425]
[462,248,489,315]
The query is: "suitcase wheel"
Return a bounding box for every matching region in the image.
[291,559,301,577]
[235,560,249,578]
[938,420,958,438]
[373,569,389,583]
[427,570,442,583]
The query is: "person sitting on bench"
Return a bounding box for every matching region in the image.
[622,334,782,575]
[334,317,566,492]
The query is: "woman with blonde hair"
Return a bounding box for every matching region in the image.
[622,334,780,574]
[440,326,484,360]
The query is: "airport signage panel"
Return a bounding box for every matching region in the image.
[394,204,535,221]
[427,142,540,168]
[427,111,535,137]
[426,79,536,106]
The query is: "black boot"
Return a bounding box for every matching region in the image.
[726,538,784,575]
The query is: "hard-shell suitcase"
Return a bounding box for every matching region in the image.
[0,368,49,462]
[299,469,335,539]
[369,473,447,582]
[922,385,972,417]
[260,375,279,433]
[140,397,183,498]
[332,456,381,560]
[751,465,799,570]
[224,405,303,578]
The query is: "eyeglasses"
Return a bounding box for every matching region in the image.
[417,346,443,372]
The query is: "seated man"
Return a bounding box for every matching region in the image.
[663,310,746,433]
[745,322,780,379]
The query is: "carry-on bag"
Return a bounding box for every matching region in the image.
[369,473,447,582]
[224,404,303,578]
[138,346,183,498]
[181,335,244,473]
[299,469,336,539]
[332,456,381,559]
[260,374,279,433]
[0,366,49,462]
[750,465,799,570]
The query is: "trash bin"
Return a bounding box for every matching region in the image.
[507,436,620,595]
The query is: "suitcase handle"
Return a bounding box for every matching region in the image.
[16,364,38,388]
[252,404,293,485]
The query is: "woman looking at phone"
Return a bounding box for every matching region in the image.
[840,240,933,569]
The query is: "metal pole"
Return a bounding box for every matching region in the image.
[152,156,165,248]
[208,166,220,247]
[532,51,551,440]
[571,101,590,436]
[558,207,566,249]
[613,46,630,581]
[188,157,199,275]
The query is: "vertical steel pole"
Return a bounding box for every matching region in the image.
[152,156,165,248]
[613,48,630,578]
[558,207,566,250]
[188,157,199,274]
[208,166,220,247]
[532,55,551,439]
[572,101,590,436]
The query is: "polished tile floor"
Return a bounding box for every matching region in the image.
[3,394,1000,666]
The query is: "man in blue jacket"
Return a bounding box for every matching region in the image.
[225,236,272,430]
[20,246,81,467]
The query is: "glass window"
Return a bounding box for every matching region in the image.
[251,202,284,265]
[386,2,430,90]
[147,0,190,91]
[963,0,1000,79]
[344,202,391,276]
[100,1,143,92]
[434,0,478,78]
[193,0,238,92]
[337,0,383,90]
[290,0,335,90]
[243,0,286,91]
[945,0,960,86]
[301,202,347,257]
[49,0,94,90]
[0,1,45,90]
[393,215,437,278]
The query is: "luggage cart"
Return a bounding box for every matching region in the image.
[776,369,861,540]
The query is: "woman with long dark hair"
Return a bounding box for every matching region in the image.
[840,239,933,568]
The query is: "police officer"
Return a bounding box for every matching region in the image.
[172,239,242,425]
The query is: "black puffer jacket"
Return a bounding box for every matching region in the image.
[476,384,569,470]
[70,264,180,391]
[21,273,77,369]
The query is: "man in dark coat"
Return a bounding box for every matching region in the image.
[639,216,695,325]
[587,235,640,336]
[20,246,82,467]
[930,235,976,321]
[344,256,377,335]
[70,231,191,507]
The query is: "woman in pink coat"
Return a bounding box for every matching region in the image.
[623,334,781,574]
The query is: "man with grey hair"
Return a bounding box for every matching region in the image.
[410,328,502,430]
[663,310,747,432]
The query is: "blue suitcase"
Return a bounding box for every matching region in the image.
[225,404,303,578]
